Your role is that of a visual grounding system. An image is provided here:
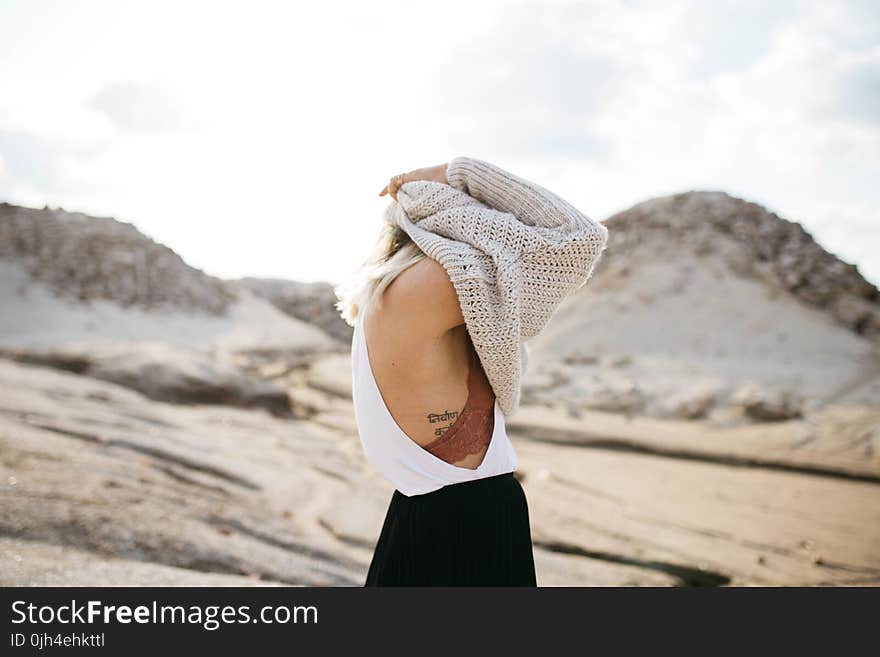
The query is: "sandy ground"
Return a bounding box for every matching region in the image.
[2,357,878,587]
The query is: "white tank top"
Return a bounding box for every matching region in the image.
[350,302,518,497]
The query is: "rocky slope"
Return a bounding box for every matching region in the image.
[604,191,879,337]
[236,277,353,343]
[0,202,237,314]
[523,191,880,421]
[0,203,341,414]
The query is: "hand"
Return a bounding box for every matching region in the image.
[379,163,449,200]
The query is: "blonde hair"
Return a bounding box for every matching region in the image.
[334,203,426,327]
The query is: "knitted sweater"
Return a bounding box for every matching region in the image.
[389,156,609,417]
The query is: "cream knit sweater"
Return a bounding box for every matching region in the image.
[389,156,609,418]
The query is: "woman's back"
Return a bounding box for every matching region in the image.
[362,274,496,468]
[350,257,518,496]
[362,296,472,450]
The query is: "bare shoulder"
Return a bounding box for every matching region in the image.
[382,256,465,337]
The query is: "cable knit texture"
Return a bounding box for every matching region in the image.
[388,156,609,418]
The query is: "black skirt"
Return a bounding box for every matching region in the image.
[364,471,537,586]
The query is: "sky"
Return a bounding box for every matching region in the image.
[0,0,878,286]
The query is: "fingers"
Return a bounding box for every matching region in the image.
[378,173,408,201]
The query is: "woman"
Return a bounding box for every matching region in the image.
[335,156,609,586]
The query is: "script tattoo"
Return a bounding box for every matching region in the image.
[426,409,459,437]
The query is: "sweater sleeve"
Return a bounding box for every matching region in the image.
[446,156,604,234]
[444,156,610,337]
[394,156,609,340]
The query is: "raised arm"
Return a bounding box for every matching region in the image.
[445,156,606,237]
[395,156,609,338]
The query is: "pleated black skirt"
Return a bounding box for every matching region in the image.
[364,471,537,586]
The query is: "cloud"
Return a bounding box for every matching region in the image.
[87,81,186,134]
[0,0,876,284]
[427,4,621,161]
[828,50,880,124]
[0,131,68,196]
[0,128,120,213]
[686,0,808,75]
